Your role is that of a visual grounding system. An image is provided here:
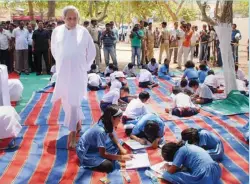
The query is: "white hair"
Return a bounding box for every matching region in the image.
[62,5,80,18]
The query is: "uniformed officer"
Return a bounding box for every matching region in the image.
[158,22,170,64]
[145,22,154,61]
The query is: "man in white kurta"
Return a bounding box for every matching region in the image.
[51,6,96,148]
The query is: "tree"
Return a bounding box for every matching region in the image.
[48,1,56,20]
[28,1,34,20]
[87,0,110,22]
[233,1,249,18]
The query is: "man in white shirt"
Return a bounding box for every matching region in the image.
[12,21,29,75]
[27,24,34,72]
[204,70,220,93]
[169,22,179,64]
[0,23,11,73]
[51,6,96,148]
[189,25,199,61]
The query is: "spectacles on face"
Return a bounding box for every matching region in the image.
[66,17,77,22]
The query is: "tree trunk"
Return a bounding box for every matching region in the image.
[28,1,34,20]
[220,1,233,23]
[164,2,178,22]
[96,1,110,22]
[48,1,56,20]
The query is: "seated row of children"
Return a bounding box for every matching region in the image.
[76,104,223,183]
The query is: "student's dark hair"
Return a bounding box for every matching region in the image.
[99,105,122,133]
[232,23,237,27]
[207,70,215,75]
[185,61,195,68]
[188,80,199,88]
[144,120,160,141]
[151,58,156,63]
[235,64,238,71]
[199,64,207,71]
[128,63,134,69]
[144,22,148,27]
[120,86,130,93]
[162,22,167,26]
[139,91,150,101]
[164,58,170,65]
[161,141,185,162]
[108,63,114,69]
[181,128,199,144]
[113,66,118,71]
[84,21,89,25]
[180,79,188,88]
[91,63,97,70]
[106,23,111,27]
[172,86,182,95]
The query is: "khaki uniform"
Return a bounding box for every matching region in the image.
[159,28,170,64]
[145,29,154,61]
[87,25,101,66]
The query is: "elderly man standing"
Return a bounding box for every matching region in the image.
[88,18,101,67]
[12,21,29,75]
[51,6,96,148]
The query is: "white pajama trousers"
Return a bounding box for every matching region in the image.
[177,46,191,67]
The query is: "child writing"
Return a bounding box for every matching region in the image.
[179,79,193,95]
[203,70,220,93]
[181,128,224,161]
[158,59,170,79]
[182,61,198,81]
[88,63,100,74]
[110,71,126,91]
[147,58,159,76]
[76,105,133,173]
[123,63,136,77]
[105,63,115,77]
[165,86,200,117]
[129,113,165,149]
[139,68,158,89]
[160,142,221,184]
[198,64,208,83]
[88,72,107,91]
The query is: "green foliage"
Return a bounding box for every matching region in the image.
[179,7,198,22]
[233,1,249,17]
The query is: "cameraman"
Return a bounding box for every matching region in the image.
[101,23,117,66]
[130,24,144,68]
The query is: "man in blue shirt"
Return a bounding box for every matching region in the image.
[231,24,241,63]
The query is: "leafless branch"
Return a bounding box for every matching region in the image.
[196,1,216,26]
[176,0,185,16]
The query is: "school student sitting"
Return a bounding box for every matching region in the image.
[110,71,126,91]
[107,66,119,86]
[182,61,199,81]
[147,58,159,75]
[104,63,115,77]
[100,86,129,112]
[181,128,224,161]
[158,59,170,79]
[88,63,100,74]
[179,79,193,96]
[203,70,220,93]
[129,113,165,149]
[236,79,249,96]
[165,86,200,117]
[123,63,136,77]
[87,72,107,91]
[76,105,133,173]
[138,68,158,89]
[235,64,248,87]
[123,91,150,123]
[198,64,208,83]
[189,79,213,104]
[161,142,221,184]
[8,79,24,102]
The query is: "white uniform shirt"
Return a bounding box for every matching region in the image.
[110,79,122,91]
[0,29,11,50]
[196,84,213,99]
[123,98,148,119]
[191,31,199,46]
[28,31,33,46]
[236,79,247,91]
[177,29,185,47]
[147,62,158,72]
[236,69,246,81]
[208,30,215,47]
[110,71,117,82]
[12,27,29,50]
[50,64,56,74]
[104,66,113,75]
[139,69,153,83]
[204,75,220,88]
[88,73,102,87]
[170,28,178,40]
[8,79,23,102]
[102,88,120,104]
[173,92,195,108]
[123,64,136,77]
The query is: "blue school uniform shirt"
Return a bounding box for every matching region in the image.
[198,129,224,161]
[198,70,207,83]
[131,113,164,138]
[163,144,221,184]
[183,68,198,80]
[76,121,119,168]
[158,65,169,78]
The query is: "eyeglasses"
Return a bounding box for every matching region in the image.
[66,17,77,21]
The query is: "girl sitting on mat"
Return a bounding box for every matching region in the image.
[165,86,200,117]
[203,70,220,93]
[122,91,150,124]
[138,67,158,89]
[158,59,170,79]
[100,87,129,112]
[110,71,127,91]
[76,105,133,173]
[160,142,221,184]
[181,128,224,161]
[147,58,159,76]
[128,113,165,149]
[182,61,198,81]
[123,63,136,77]
[189,79,213,104]
[198,64,208,83]
[87,72,107,91]
[179,79,193,95]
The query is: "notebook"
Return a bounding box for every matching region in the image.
[125,139,152,150]
[150,161,172,175]
[126,153,151,169]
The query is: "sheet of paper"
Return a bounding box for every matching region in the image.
[126,153,151,169]
[125,139,152,150]
[150,161,172,175]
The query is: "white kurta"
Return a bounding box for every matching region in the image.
[51,25,96,131]
[0,106,21,139]
[8,79,24,102]
[0,64,11,106]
